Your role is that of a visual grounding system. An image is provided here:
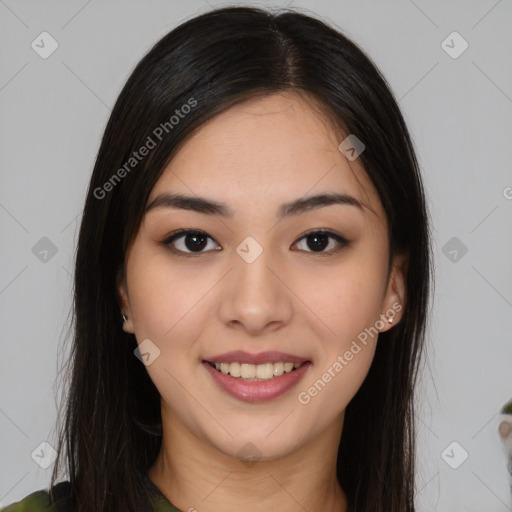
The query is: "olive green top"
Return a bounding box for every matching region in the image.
[0,475,181,512]
[1,474,359,511]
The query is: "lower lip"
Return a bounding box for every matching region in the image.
[202,361,311,403]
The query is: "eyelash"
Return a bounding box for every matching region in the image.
[161,229,349,257]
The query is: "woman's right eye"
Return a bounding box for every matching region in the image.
[162,229,222,255]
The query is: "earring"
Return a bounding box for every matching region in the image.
[122,313,128,323]
[387,316,394,324]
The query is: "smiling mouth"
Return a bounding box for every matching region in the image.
[205,361,307,381]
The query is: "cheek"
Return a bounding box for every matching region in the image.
[126,261,211,407]
[295,318,377,426]
[126,254,209,351]
[305,344,377,420]
[303,260,387,345]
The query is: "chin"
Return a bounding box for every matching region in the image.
[207,426,303,464]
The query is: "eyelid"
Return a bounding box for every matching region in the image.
[161,229,221,256]
[290,229,349,254]
[161,228,349,256]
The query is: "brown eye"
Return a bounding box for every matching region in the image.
[292,230,349,254]
[163,230,221,254]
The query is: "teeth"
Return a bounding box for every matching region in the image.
[213,361,305,380]
[273,362,284,376]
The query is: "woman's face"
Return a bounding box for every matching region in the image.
[118,91,405,461]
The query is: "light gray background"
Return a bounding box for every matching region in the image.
[1,0,511,510]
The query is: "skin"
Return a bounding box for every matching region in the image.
[118,91,406,512]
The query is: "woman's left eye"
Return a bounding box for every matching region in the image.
[292,230,349,254]
[162,229,349,256]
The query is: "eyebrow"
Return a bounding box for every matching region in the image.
[145,192,365,219]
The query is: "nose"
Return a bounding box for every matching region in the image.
[217,248,294,335]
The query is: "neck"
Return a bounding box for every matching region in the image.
[148,411,347,512]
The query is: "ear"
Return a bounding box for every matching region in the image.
[378,252,407,333]
[117,268,135,334]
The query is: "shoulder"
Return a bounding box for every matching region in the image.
[1,481,72,512]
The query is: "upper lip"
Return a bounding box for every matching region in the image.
[204,351,310,365]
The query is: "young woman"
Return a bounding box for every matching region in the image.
[2,5,432,512]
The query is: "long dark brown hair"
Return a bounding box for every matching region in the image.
[50,6,433,512]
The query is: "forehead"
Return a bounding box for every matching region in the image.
[148,92,380,217]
